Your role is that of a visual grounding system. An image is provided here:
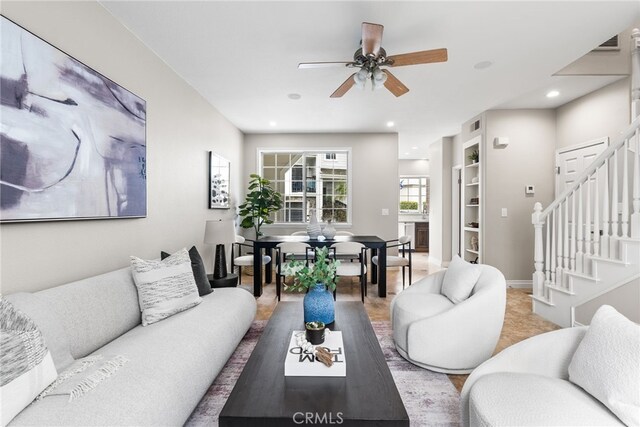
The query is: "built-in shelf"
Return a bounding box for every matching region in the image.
[462,134,482,264]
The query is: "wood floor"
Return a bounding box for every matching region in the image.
[238,252,558,392]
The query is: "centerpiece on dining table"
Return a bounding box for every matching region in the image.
[282,246,340,327]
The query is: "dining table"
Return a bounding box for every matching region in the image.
[252,235,388,297]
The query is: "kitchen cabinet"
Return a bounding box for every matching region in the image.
[414,222,429,252]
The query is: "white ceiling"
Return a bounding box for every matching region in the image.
[100,1,640,159]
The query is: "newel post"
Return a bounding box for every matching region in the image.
[532,202,545,297]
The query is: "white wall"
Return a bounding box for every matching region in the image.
[428,137,452,266]
[556,77,631,149]
[484,109,556,281]
[575,278,640,324]
[242,133,398,241]
[398,159,429,176]
[0,1,243,294]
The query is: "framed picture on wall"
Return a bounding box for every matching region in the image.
[0,16,147,223]
[209,152,230,209]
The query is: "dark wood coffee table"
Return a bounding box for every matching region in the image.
[219,302,409,426]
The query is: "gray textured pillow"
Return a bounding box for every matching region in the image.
[0,297,58,425]
[130,248,202,326]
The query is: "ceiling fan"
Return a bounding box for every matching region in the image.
[298,22,448,98]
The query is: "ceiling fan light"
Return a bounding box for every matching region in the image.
[373,67,387,83]
[354,68,368,89]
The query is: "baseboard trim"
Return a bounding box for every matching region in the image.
[507,280,532,289]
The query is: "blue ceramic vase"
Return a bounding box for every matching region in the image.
[303,284,335,325]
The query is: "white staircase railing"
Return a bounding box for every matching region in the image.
[532,117,640,300]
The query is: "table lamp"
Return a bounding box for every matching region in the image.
[204,219,236,279]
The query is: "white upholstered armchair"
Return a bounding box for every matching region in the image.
[390,264,506,374]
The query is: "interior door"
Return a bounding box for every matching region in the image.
[556,139,607,197]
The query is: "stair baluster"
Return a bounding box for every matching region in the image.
[570,189,577,271]
[622,138,630,238]
[556,203,564,289]
[576,183,584,273]
[585,175,592,272]
[602,157,610,258]
[611,148,619,254]
[633,129,640,238]
[593,170,600,257]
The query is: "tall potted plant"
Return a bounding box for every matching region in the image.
[238,174,283,238]
[283,247,340,325]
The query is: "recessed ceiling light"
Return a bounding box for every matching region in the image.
[546,90,560,98]
[412,146,418,150]
[386,121,395,127]
[269,121,277,127]
[288,93,301,100]
[474,61,493,70]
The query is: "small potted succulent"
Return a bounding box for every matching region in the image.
[282,247,340,326]
[468,149,479,164]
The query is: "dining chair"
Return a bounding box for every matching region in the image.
[231,235,272,286]
[372,235,412,289]
[275,241,312,301]
[329,242,368,303]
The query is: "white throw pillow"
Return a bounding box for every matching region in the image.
[441,255,481,303]
[568,305,640,426]
[0,297,58,425]
[130,248,202,326]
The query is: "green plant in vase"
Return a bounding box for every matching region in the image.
[238,174,283,238]
[282,247,340,325]
[468,149,479,164]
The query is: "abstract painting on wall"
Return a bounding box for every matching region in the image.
[209,152,230,209]
[0,16,147,222]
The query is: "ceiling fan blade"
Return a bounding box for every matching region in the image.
[362,22,383,57]
[383,70,409,97]
[298,62,353,69]
[330,73,356,98]
[387,48,448,67]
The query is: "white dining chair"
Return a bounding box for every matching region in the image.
[372,235,412,289]
[231,235,271,285]
[330,242,367,302]
[275,241,312,301]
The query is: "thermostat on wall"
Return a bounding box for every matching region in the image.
[525,185,535,195]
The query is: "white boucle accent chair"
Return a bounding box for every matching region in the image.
[390,265,506,374]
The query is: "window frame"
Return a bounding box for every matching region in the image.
[399,175,429,214]
[257,147,353,226]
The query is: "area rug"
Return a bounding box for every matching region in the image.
[186,321,461,426]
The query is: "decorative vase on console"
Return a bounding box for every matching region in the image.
[322,219,336,239]
[306,210,322,239]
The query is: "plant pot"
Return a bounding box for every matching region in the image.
[303,284,335,326]
[322,220,336,239]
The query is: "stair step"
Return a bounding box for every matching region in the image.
[563,270,599,282]
[530,294,554,306]
[588,256,628,266]
[546,285,575,295]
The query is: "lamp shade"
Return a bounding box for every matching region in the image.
[204,219,236,246]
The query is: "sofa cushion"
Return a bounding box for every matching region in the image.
[392,292,453,352]
[0,298,57,426]
[8,288,256,426]
[441,255,480,303]
[131,248,202,326]
[4,293,74,371]
[568,305,640,426]
[31,267,141,360]
[161,246,212,296]
[469,372,624,426]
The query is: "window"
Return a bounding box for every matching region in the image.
[260,150,350,224]
[399,176,429,213]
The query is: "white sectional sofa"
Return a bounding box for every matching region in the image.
[5,266,256,426]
